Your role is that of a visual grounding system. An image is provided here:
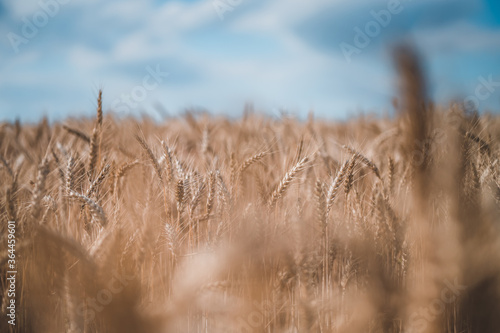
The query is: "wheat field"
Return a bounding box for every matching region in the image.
[1,51,500,333]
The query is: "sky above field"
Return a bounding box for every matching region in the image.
[0,0,500,122]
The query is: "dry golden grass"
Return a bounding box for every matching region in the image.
[1,50,500,333]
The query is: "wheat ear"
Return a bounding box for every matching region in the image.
[112,160,139,196]
[190,180,206,217]
[86,163,110,198]
[343,145,381,179]
[344,156,357,196]
[68,190,107,226]
[238,151,267,174]
[161,140,174,183]
[88,125,100,178]
[315,179,327,230]
[88,92,103,178]
[136,135,163,184]
[205,171,216,220]
[96,89,103,127]
[326,159,350,215]
[31,158,50,219]
[268,155,310,208]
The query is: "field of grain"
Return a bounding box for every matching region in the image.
[1,51,500,333]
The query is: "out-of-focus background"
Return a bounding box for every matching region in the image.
[0,0,499,122]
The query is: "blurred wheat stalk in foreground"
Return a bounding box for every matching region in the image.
[1,49,500,333]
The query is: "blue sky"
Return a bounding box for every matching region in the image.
[0,0,499,122]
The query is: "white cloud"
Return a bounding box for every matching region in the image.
[1,0,498,121]
[68,45,107,70]
[76,0,394,117]
[99,0,151,20]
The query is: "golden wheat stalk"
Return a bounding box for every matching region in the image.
[161,140,174,183]
[31,158,50,219]
[86,163,110,198]
[343,156,356,196]
[62,125,90,144]
[342,145,381,179]
[68,190,107,226]
[88,125,100,178]
[268,155,310,208]
[326,158,349,215]
[136,135,163,184]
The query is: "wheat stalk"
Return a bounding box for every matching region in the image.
[205,171,216,220]
[342,145,381,179]
[326,159,349,215]
[161,140,174,183]
[87,93,103,178]
[96,89,103,127]
[63,125,90,144]
[343,156,356,197]
[136,135,163,184]
[31,158,50,219]
[68,190,107,226]
[86,163,110,199]
[190,180,206,217]
[268,155,310,208]
[88,126,100,178]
